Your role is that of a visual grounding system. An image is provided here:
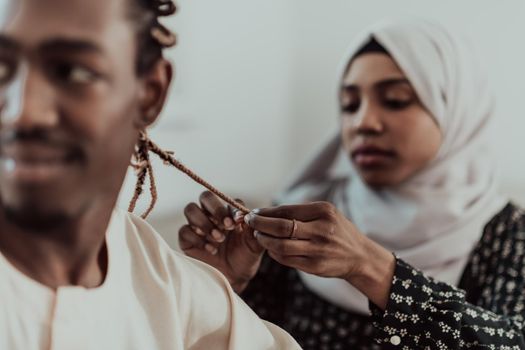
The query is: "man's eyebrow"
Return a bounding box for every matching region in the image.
[38,38,104,55]
[0,36,104,56]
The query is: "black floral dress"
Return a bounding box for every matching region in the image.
[241,203,525,349]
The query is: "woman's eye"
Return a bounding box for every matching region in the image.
[383,99,411,110]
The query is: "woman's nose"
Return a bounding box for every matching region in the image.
[354,101,384,135]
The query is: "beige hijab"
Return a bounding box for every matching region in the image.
[276,18,506,314]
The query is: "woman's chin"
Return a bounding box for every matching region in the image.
[358,171,404,189]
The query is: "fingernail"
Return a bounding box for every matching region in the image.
[205,244,218,255]
[244,213,254,225]
[234,212,244,222]
[193,227,204,236]
[253,230,259,239]
[211,229,225,242]
[252,209,260,214]
[223,217,234,229]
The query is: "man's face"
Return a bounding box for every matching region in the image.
[0,0,145,228]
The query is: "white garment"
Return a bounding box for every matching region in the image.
[0,209,300,350]
[276,17,506,314]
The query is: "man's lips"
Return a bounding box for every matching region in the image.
[1,141,81,164]
[0,142,82,184]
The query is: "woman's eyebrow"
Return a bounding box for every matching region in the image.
[342,78,410,91]
[375,78,411,90]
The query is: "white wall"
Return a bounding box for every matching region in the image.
[116,1,525,246]
[286,0,525,201]
[118,0,297,221]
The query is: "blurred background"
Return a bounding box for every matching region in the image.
[117,0,525,248]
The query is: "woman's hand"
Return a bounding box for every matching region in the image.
[245,201,396,309]
[178,191,265,293]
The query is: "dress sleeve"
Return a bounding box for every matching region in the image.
[369,258,525,349]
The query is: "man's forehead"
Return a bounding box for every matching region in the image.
[0,0,130,43]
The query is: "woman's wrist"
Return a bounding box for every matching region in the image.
[228,254,264,294]
[345,237,396,310]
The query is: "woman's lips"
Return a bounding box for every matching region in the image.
[351,146,396,168]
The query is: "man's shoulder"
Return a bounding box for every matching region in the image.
[115,208,227,287]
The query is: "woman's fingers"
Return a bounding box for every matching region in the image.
[253,202,334,222]
[260,235,335,277]
[255,232,316,256]
[245,214,319,240]
[260,236,322,274]
[230,198,248,224]
[245,214,294,238]
[179,225,219,256]
[199,191,235,230]
[184,202,225,243]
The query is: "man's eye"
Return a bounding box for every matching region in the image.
[0,60,14,84]
[342,103,360,114]
[52,63,98,84]
[69,66,97,83]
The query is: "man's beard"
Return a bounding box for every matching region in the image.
[3,204,69,232]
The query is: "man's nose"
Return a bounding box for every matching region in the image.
[1,65,59,129]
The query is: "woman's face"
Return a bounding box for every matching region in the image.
[340,53,442,188]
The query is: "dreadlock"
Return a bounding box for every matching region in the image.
[130,131,250,219]
[128,0,177,75]
[127,0,249,218]
[128,131,157,218]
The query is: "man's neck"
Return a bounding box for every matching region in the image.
[0,202,114,290]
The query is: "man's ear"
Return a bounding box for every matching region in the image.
[135,59,173,128]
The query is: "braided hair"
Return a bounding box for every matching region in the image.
[127,0,249,218]
[128,0,176,217]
